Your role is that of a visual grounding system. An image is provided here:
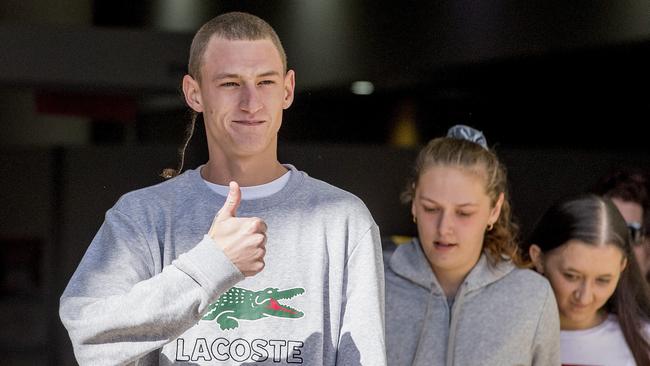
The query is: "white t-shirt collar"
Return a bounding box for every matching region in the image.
[203,169,292,200]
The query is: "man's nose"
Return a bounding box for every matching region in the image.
[240,85,263,113]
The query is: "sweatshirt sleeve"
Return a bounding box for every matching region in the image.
[336,224,387,366]
[59,208,244,366]
[531,281,561,366]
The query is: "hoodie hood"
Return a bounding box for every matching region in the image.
[388,237,515,293]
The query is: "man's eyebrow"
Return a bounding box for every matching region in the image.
[212,73,239,81]
[212,71,281,82]
[258,71,281,78]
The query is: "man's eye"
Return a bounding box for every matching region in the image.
[259,80,275,85]
[221,82,239,87]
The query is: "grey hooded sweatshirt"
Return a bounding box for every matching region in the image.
[385,239,560,366]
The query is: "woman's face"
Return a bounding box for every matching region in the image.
[411,165,503,279]
[531,240,626,330]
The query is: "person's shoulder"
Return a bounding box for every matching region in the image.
[297,172,369,210]
[487,268,556,319]
[114,168,198,211]
[383,238,425,277]
[505,267,549,285]
[501,267,554,296]
[299,173,354,196]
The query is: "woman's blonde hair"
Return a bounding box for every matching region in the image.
[402,136,527,267]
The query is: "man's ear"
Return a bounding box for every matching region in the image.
[529,244,544,273]
[282,70,296,109]
[182,75,203,113]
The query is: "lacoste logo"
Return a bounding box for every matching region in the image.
[202,287,305,330]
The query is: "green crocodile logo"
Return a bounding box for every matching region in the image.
[202,287,305,330]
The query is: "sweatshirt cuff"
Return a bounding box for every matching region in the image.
[173,235,245,300]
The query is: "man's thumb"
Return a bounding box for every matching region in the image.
[217,181,241,220]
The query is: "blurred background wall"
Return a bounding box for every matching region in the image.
[1,1,650,364]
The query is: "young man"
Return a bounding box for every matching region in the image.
[60,12,386,365]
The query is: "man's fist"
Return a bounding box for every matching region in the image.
[208,181,267,277]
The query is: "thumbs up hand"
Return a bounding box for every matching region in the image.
[208,182,267,277]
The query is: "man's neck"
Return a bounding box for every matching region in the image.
[201,155,288,187]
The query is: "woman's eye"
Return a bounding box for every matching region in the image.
[423,207,439,213]
[596,278,611,285]
[457,211,473,217]
[563,273,578,281]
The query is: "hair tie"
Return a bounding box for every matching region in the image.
[446,124,488,150]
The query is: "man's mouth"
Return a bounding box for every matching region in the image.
[233,120,264,125]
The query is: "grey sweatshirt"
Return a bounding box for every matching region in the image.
[60,166,386,365]
[385,239,560,366]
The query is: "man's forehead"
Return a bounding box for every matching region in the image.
[206,36,276,52]
[203,37,282,64]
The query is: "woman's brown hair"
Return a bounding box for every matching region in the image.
[524,194,650,365]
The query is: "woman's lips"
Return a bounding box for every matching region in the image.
[434,241,457,250]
